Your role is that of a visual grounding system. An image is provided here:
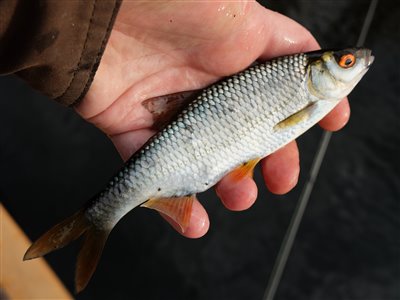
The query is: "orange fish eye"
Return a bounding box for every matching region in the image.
[339,53,356,68]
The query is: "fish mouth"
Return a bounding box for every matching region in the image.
[355,48,374,68]
[362,49,374,67]
[367,54,375,67]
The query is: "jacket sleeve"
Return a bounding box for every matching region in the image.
[0,0,122,106]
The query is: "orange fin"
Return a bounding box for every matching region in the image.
[24,209,89,260]
[227,158,261,182]
[75,228,109,293]
[142,90,199,130]
[141,195,195,232]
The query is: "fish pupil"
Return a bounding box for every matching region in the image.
[345,58,353,66]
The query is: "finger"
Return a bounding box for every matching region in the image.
[159,198,210,239]
[261,140,300,195]
[215,175,258,211]
[319,98,351,131]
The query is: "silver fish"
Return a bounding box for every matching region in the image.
[24,48,374,292]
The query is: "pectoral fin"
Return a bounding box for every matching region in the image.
[141,195,196,232]
[274,104,314,130]
[227,158,261,182]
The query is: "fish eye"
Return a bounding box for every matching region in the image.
[338,53,356,68]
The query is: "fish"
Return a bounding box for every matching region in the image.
[23,47,374,292]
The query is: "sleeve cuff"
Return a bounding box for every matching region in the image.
[0,0,122,106]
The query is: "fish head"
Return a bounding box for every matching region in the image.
[307,48,374,101]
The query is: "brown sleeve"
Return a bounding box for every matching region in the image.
[0,0,122,106]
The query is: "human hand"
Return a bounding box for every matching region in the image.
[76,1,350,238]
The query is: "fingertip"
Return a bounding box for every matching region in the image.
[216,176,258,211]
[160,199,210,239]
[261,141,300,195]
[319,98,351,132]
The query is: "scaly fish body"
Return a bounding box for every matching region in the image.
[87,53,313,228]
[24,48,374,292]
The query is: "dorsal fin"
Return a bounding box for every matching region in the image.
[142,90,199,130]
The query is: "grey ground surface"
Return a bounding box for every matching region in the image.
[1,1,399,299]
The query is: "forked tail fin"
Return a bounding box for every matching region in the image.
[23,209,110,293]
[75,227,109,292]
[23,209,89,260]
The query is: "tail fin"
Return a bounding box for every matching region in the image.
[24,209,110,293]
[75,227,109,293]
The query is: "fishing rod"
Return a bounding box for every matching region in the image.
[262,1,379,299]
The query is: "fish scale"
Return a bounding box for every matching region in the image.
[24,48,373,292]
[85,54,311,228]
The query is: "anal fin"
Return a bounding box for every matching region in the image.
[141,195,195,232]
[227,158,261,182]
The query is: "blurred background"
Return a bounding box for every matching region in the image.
[1,0,399,299]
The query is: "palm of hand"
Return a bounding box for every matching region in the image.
[75,1,350,238]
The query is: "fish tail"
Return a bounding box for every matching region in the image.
[75,225,109,293]
[24,208,110,293]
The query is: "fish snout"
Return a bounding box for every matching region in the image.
[356,48,374,67]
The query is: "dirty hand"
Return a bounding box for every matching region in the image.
[76,1,350,238]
